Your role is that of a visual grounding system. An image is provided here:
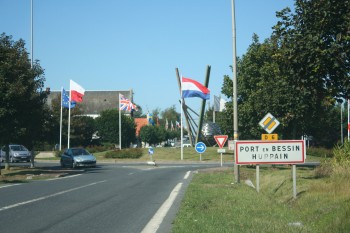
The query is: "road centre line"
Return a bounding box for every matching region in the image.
[0,180,106,212]
[141,182,183,233]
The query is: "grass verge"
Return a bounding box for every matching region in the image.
[172,166,350,233]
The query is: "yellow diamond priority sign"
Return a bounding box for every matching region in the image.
[259,113,280,134]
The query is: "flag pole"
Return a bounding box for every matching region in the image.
[180,75,184,160]
[68,87,71,148]
[30,0,33,68]
[119,95,122,150]
[348,99,350,141]
[59,87,63,150]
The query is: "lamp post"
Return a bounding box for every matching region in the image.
[231,0,240,183]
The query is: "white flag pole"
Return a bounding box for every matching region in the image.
[348,99,350,141]
[180,75,183,160]
[59,87,63,151]
[119,94,122,150]
[68,86,71,148]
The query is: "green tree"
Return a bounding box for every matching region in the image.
[0,33,48,170]
[70,116,95,147]
[139,125,167,146]
[95,109,136,148]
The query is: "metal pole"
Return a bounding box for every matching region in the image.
[341,102,343,144]
[30,0,33,68]
[256,165,260,192]
[231,0,240,183]
[293,165,297,199]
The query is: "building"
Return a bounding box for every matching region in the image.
[47,89,134,118]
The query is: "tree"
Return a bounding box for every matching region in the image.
[0,33,48,170]
[139,125,167,146]
[95,109,136,148]
[161,105,180,128]
[70,116,96,147]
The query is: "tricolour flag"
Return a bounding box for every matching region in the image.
[70,80,85,102]
[182,77,210,100]
[119,94,137,112]
[62,88,76,108]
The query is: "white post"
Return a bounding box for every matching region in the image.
[59,87,63,150]
[348,99,350,141]
[180,77,184,160]
[220,153,223,167]
[67,89,71,148]
[293,165,297,199]
[256,165,260,193]
[30,0,33,68]
[119,108,122,150]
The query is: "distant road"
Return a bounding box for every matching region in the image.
[0,162,219,233]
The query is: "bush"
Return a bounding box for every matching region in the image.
[104,148,143,159]
[332,141,350,166]
[307,147,333,158]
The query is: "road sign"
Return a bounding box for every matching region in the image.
[214,135,228,148]
[195,142,206,153]
[259,113,280,134]
[261,134,278,140]
[217,149,226,153]
[235,140,305,165]
[148,147,154,155]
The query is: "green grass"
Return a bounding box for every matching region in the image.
[172,166,350,233]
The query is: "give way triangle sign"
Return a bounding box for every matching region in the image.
[214,135,228,148]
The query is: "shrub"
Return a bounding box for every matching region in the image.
[306,147,333,158]
[104,148,143,159]
[332,141,350,166]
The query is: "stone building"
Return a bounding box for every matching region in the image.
[47,89,134,118]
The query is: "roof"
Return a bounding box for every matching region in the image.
[47,90,134,115]
[134,118,148,136]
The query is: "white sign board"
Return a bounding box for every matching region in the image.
[235,140,305,165]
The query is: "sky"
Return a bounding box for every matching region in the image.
[0,0,295,115]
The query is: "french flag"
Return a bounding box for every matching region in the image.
[182,77,210,100]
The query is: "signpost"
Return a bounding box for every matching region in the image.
[195,142,206,161]
[236,140,305,198]
[214,135,228,166]
[235,140,305,165]
[148,147,154,161]
[259,113,280,134]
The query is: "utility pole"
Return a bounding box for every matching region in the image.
[231,0,240,183]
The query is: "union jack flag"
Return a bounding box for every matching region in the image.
[119,94,137,112]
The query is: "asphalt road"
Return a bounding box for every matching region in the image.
[0,162,220,233]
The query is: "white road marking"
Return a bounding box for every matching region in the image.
[45,174,82,181]
[0,180,106,212]
[184,171,191,180]
[0,183,22,189]
[141,182,183,233]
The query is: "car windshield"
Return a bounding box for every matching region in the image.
[10,145,26,151]
[71,148,88,156]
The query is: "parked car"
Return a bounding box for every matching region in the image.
[0,144,31,163]
[60,147,96,168]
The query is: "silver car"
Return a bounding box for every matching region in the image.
[60,148,97,168]
[0,144,31,163]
